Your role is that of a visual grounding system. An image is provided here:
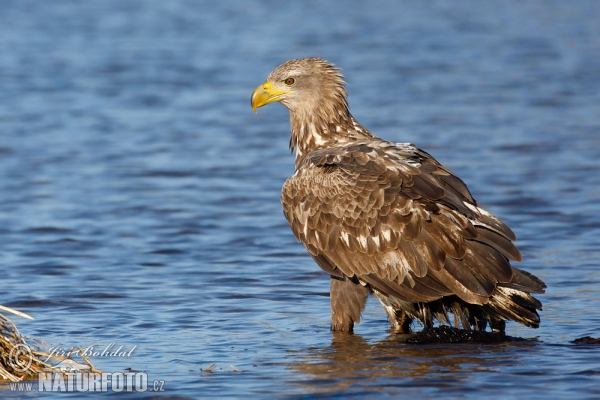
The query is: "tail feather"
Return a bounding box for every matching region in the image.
[369,265,545,333]
[393,282,543,332]
[483,286,542,328]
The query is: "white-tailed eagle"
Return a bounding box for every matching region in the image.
[251,58,545,333]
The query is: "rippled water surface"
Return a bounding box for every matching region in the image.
[1,1,600,398]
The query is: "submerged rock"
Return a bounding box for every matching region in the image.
[572,336,600,345]
[405,326,525,345]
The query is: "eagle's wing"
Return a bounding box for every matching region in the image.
[282,140,538,307]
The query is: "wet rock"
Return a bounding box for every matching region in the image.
[572,337,600,345]
[405,326,524,345]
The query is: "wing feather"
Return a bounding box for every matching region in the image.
[281,140,537,307]
[474,226,522,262]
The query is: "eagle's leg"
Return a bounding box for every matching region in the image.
[374,294,414,333]
[396,311,413,334]
[330,275,369,332]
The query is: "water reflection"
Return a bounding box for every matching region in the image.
[289,332,536,393]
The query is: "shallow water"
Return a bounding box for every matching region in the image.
[1,0,599,398]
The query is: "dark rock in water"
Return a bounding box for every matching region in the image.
[572,336,600,345]
[405,326,524,345]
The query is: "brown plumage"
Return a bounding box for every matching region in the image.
[251,58,545,333]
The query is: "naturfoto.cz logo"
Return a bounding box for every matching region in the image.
[9,372,165,393]
[7,342,164,393]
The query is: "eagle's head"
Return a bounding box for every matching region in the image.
[251,58,348,116]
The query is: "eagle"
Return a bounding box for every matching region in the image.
[251,58,545,334]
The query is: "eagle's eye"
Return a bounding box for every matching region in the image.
[284,78,295,86]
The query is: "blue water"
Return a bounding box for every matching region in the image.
[1,0,599,398]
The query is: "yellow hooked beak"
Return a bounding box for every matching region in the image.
[251,81,293,113]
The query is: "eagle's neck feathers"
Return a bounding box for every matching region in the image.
[289,99,374,166]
